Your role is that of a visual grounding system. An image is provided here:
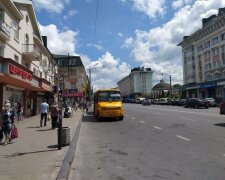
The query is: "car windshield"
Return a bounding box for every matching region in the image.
[98,92,121,102]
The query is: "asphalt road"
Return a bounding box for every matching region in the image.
[69,104,225,180]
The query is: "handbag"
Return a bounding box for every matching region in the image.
[11,126,18,139]
[47,114,51,121]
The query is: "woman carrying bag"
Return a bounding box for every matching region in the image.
[50,102,59,130]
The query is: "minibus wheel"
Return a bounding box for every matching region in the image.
[119,116,123,121]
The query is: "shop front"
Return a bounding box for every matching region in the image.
[0,58,47,117]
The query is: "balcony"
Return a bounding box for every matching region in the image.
[22,44,41,61]
[0,21,11,41]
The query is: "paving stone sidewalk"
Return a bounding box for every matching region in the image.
[0,109,83,180]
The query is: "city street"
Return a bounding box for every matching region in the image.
[69,104,225,180]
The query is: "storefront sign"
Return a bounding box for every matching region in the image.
[40,82,51,91]
[62,92,83,97]
[200,83,216,88]
[1,22,11,38]
[8,64,32,81]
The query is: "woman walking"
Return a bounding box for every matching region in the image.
[50,102,59,130]
[1,101,15,145]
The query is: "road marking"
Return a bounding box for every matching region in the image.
[153,126,162,130]
[176,135,191,141]
[140,121,145,124]
[132,117,136,120]
[182,118,196,122]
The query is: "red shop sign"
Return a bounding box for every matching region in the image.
[8,64,33,81]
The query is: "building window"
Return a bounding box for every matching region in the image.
[14,28,19,41]
[14,55,19,62]
[204,41,210,48]
[69,59,76,65]
[197,45,203,52]
[0,8,4,24]
[0,45,4,56]
[26,15,29,23]
[221,33,225,41]
[71,83,76,89]
[58,59,63,66]
[212,37,219,45]
[212,48,219,56]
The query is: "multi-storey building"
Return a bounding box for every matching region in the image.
[53,54,88,105]
[117,67,153,98]
[0,0,57,116]
[178,8,225,101]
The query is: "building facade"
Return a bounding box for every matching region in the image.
[117,67,153,98]
[53,54,88,105]
[178,8,225,102]
[0,0,56,116]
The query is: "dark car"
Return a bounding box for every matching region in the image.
[219,100,225,114]
[184,98,208,109]
[142,99,151,106]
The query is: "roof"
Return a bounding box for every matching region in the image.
[52,54,84,67]
[152,80,171,90]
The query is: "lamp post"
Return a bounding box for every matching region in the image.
[87,63,104,106]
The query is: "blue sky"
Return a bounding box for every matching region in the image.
[33,0,225,90]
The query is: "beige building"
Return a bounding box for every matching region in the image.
[0,0,57,116]
[178,7,225,102]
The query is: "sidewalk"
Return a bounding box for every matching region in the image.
[0,109,83,180]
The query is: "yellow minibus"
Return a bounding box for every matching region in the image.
[94,89,123,120]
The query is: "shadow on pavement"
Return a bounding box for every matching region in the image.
[47,144,58,149]
[82,115,121,123]
[214,123,225,127]
[26,126,41,128]
[5,149,58,158]
[36,128,52,131]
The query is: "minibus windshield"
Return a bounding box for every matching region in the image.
[98,92,121,102]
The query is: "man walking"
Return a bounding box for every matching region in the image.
[39,99,49,127]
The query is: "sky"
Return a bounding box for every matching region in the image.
[32,0,225,90]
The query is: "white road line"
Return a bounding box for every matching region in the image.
[176,135,191,141]
[153,126,162,130]
[140,121,145,124]
[132,117,136,120]
[182,118,196,122]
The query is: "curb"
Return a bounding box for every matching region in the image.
[56,114,83,180]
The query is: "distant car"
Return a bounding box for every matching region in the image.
[135,98,145,104]
[205,98,216,107]
[142,99,151,106]
[184,98,208,109]
[152,99,159,105]
[219,100,225,114]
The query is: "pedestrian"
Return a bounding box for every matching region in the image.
[1,101,15,145]
[16,102,23,122]
[50,102,59,129]
[39,99,49,127]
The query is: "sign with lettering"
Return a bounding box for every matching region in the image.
[8,64,32,81]
[62,92,83,97]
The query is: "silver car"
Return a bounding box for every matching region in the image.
[205,98,216,107]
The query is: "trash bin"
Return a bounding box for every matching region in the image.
[59,126,70,146]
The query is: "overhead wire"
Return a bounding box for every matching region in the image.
[93,0,99,43]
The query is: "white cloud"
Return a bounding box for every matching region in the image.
[87,44,104,51]
[39,24,78,55]
[63,10,78,19]
[129,0,225,85]
[119,0,166,19]
[122,37,134,48]
[33,0,70,13]
[172,0,194,9]
[85,52,131,90]
[117,32,123,37]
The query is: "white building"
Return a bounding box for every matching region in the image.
[178,7,225,102]
[0,0,57,116]
[117,67,153,98]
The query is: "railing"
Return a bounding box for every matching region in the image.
[22,44,41,59]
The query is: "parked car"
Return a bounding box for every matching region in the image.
[205,98,216,107]
[152,99,159,105]
[184,98,208,109]
[219,100,225,114]
[135,98,145,104]
[142,99,151,106]
[179,99,187,106]
[158,98,171,105]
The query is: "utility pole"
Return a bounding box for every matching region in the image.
[169,75,172,98]
[89,68,91,106]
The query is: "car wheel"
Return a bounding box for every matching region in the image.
[119,116,124,121]
[195,105,199,109]
[205,106,208,109]
[97,112,101,121]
